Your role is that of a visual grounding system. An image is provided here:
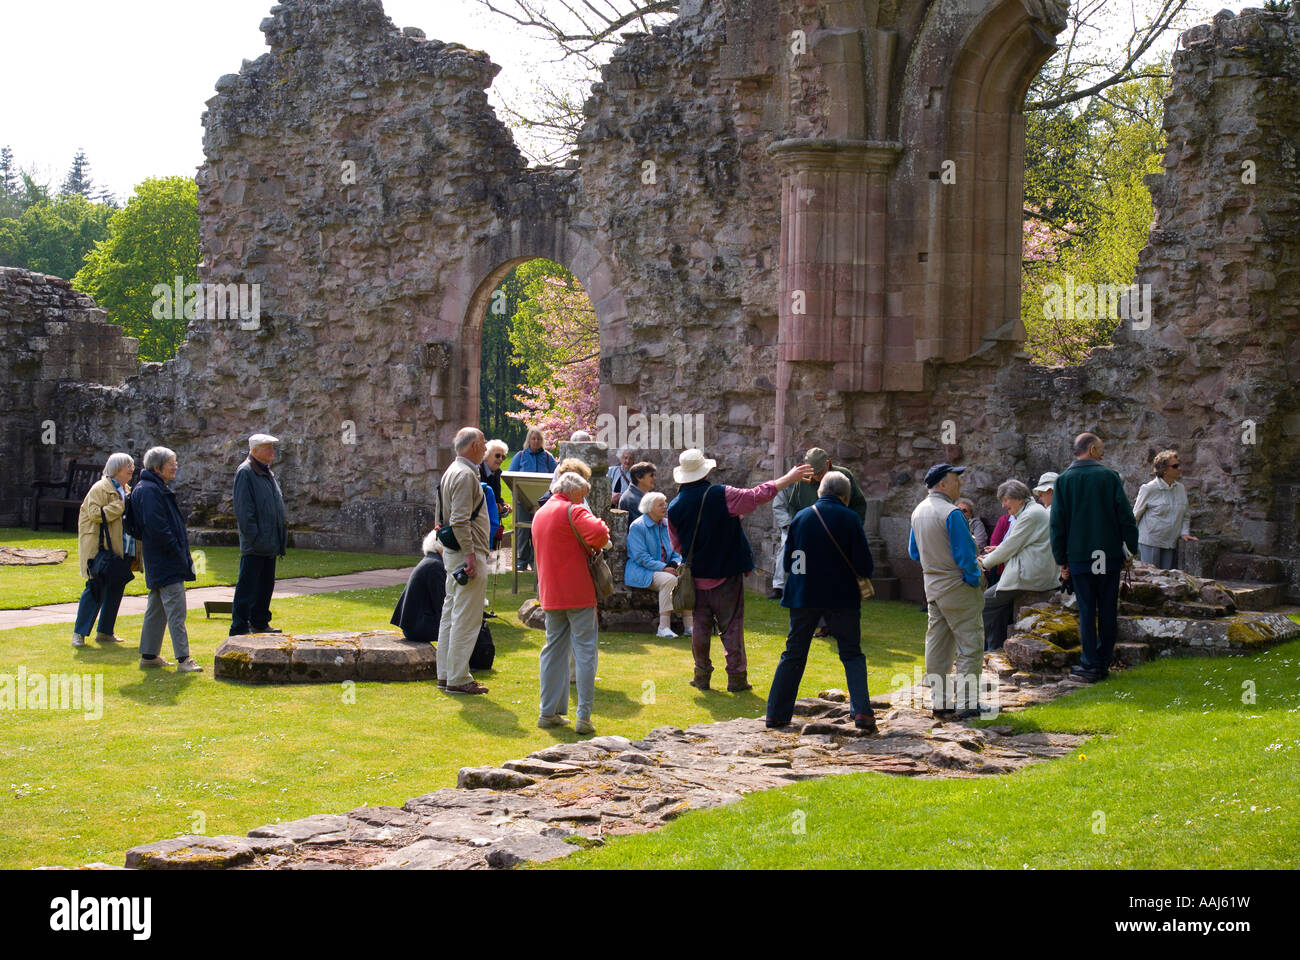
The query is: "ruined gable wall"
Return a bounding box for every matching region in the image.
[879,9,1300,598]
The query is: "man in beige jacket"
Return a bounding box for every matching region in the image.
[436,427,492,694]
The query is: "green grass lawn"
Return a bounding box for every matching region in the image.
[0,528,412,609]
[549,624,1300,870]
[0,582,927,869]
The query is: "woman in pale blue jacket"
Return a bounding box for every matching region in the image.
[625,492,694,639]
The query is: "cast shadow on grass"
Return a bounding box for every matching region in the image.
[72,644,139,665]
[118,671,200,706]
[447,692,531,738]
[689,686,765,720]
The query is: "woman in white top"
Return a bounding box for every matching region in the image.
[1133,450,1196,569]
[976,479,1061,649]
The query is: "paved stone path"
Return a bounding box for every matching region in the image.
[0,567,416,631]
[114,654,1090,871]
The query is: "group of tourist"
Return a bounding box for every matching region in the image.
[71,434,289,673]
[68,419,1195,739]
[908,432,1195,718]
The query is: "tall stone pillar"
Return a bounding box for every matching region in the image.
[767,138,903,463]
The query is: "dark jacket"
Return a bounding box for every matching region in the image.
[479,461,504,507]
[390,553,446,642]
[133,468,195,590]
[782,495,874,609]
[667,480,754,580]
[1050,458,1140,566]
[233,457,287,557]
[781,464,869,523]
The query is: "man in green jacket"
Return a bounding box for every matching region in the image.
[769,447,867,600]
[1050,433,1140,683]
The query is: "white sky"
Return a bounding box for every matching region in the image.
[0,0,1229,202]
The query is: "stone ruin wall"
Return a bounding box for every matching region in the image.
[3,0,1298,600]
[1,268,138,524]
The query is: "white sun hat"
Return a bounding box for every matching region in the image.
[674,448,717,485]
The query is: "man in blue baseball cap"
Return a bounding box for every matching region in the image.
[908,463,987,719]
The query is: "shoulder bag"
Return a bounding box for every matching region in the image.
[671,488,710,611]
[568,505,614,600]
[435,475,484,552]
[88,506,135,588]
[811,504,874,600]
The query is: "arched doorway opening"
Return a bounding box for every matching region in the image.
[472,256,602,456]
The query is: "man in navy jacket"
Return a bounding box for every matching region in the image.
[765,471,876,731]
[231,433,288,635]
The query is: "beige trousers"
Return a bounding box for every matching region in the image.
[649,570,679,614]
[436,548,488,687]
[924,581,986,710]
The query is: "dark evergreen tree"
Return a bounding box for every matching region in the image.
[0,146,17,198]
[60,149,95,198]
[480,268,528,451]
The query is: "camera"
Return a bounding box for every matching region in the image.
[452,564,470,586]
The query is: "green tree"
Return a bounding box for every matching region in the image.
[73,176,199,361]
[1022,72,1168,364]
[0,147,17,201]
[60,149,95,199]
[0,193,113,279]
[480,267,528,450]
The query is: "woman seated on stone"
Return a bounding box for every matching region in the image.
[625,492,694,639]
[976,479,1060,650]
[73,452,137,647]
[390,530,446,644]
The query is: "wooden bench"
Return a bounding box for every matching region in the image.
[31,460,102,531]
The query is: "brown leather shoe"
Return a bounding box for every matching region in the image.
[446,681,489,695]
[688,667,712,691]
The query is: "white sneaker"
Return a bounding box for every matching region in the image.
[177,657,204,673]
[71,634,86,648]
[656,627,678,639]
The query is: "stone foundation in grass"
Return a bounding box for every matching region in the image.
[213,631,436,683]
[1001,562,1300,673]
[0,546,68,565]
[118,661,1089,871]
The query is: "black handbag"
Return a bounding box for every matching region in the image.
[88,506,135,587]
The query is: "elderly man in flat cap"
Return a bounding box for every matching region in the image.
[230,433,288,636]
[908,462,986,719]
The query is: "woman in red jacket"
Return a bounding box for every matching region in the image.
[531,470,610,735]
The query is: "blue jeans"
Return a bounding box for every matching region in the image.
[765,607,871,725]
[73,577,127,637]
[539,607,599,722]
[1069,562,1121,674]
